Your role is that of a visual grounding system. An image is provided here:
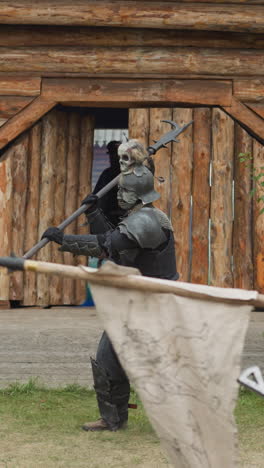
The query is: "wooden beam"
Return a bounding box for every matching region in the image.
[0,77,40,96]
[233,124,253,290]
[1,47,264,77]
[222,97,264,144]
[191,108,211,285]
[0,26,263,50]
[210,109,234,288]
[171,108,193,282]
[42,78,232,107]
[234,79,264,102]
[160,0,264,2]
[23,122,42,306]
[253,140,264,292]
[246,103,264,119]
[0,2,264,32]
[0,96,33,118]
[9,133,28,302]
[0,97,57,150]
[0,144,12,301]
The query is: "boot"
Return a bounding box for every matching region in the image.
[83,358,130,432]
[82,418,110,432]
[82,418,127,432]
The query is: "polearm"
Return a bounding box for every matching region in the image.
[23,174,120,259]
[23,119,193,259]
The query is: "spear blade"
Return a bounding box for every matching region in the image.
[147,119,193,155]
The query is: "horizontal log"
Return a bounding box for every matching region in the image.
[0,47,264,77]
[0,97,57,150]
[0,2,264,32]
[142,0,264,2]
[0,26,263,50]
[42,78,232,106]
[0,96,33,118]
[223,97,264,144]
[234,79,264,102]
[0,77,40,96]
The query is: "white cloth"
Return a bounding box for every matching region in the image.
[89,265,252,467]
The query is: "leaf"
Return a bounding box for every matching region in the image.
[259,207,264,215]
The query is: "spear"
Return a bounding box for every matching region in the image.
[23,119,193,259]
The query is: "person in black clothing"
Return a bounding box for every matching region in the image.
[92,140,121,226]
[42,144,179,433]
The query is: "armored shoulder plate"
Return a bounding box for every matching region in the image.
[118,207,170,249]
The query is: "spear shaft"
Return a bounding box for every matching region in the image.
[23,174,120,259]
[23,119,193,259]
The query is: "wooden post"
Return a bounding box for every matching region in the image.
[9,133,29,301]
[36,111,57,306]
[63,113,81,305]
[75,114,94,305]
[129,108,150,148]
[191,108,211,285]
[210,109,234,287]
[49,110,68,305]
[150,108,173,215]
[0,145,12,305]
[233,124,253,290]
[171,108,193,282]
[23,122,41,305]
[253,139,264,293]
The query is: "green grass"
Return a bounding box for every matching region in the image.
[0,381,263,467]
[0,378,153,436]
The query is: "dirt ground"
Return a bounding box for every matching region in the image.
[0,306,263,387]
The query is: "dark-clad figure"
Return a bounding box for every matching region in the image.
[42,147,179,432]
[91,140,121,226]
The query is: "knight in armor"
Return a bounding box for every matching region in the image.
[42,139,179,432]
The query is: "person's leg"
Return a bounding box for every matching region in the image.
[83,332,130,432]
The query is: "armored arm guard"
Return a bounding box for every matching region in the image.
[59,234,104,257]
[86,208,114,235]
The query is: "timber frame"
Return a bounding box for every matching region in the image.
[0,77,263,150]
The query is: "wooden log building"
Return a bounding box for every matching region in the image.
[0,0,264,307]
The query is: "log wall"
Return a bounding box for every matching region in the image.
[0,107,94,306]
[129,107,262,292]
[0,104,263,307]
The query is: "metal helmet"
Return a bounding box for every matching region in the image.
[119,166,160,205]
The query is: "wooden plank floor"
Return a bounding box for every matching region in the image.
[0,307,263,388]
[0,307,102,388]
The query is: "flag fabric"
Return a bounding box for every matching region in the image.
[89,264,252,467]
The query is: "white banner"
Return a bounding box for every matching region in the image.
[90,267,252,467]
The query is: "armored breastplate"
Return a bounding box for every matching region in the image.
[134,230,179,280]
